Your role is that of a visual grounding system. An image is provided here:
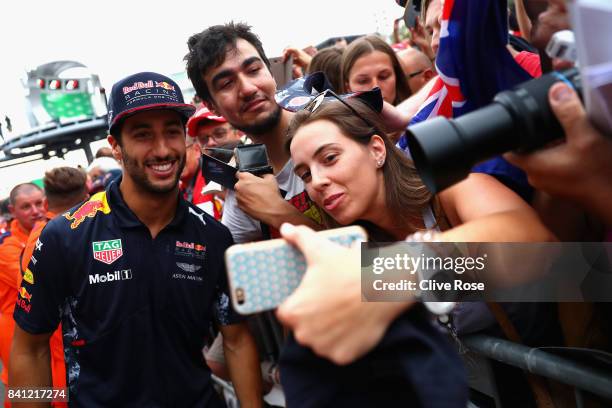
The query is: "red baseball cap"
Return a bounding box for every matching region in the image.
[186,106,227,137]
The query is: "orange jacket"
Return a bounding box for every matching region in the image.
[0,221,29,357]
[18,213,67,402]
[0,219,30,406]
[0,212,66,406]
[0,220,29,311]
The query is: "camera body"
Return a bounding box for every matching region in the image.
[200,143,272,190]
[234,144,274,177]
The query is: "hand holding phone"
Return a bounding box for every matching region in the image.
[225,226,367,314]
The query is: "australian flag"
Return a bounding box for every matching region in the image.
[398,0,536,199]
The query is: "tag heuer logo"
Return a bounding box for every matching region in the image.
[92,239,123,265]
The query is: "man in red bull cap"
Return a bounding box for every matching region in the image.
[11,71,263,407]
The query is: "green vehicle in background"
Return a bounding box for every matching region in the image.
[1,60,109,166]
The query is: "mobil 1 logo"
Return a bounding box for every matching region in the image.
[89,269,133,285]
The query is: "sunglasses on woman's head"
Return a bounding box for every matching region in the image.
[304,89,376,130]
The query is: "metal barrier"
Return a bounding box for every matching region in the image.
[462,334,612,402]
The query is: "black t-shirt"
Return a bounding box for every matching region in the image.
[14,179,241,407]
[279,307,469,408]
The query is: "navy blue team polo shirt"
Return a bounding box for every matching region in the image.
[14,178,241,407]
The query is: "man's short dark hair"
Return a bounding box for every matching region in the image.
[95,147,114,158]
[43,167,87,209]
[9,183,42,206]
[111,123,124,144]
[185,22,270,105]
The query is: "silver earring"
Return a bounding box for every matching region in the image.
[377,160,384,168]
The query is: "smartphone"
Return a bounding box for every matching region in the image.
[403,1,418,29]
[269,55,293,87]
[225,226,367,315]
[201,153,238,189]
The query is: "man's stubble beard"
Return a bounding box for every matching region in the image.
[233,104,283,137]
[122,148,186,195]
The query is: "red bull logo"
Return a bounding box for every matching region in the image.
[19,286,32,301]
[123,80,154,94]
[176,241,194,249]
[17,299,31,313]
[64,191,111,229]
[176,241,205,251]
[155,81,175,91]
[175,241,206,260]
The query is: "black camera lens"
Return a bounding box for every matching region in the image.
[406,68,581,193]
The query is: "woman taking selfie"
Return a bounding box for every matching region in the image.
[287,93,553,243]
[277,91,555,408]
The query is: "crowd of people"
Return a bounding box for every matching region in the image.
[0,0,610,407]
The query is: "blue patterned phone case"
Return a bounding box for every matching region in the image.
[225,226,367,315]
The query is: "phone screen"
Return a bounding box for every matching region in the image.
[269,55,293,87]
[403,2,418,29]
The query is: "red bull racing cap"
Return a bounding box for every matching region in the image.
[186,106,227,137]
[108,72,196,136]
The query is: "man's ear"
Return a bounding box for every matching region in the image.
[423,68,436,82]
[7,203,15,218]
[192,142,201,155]
[107,135,123,164]
[43,197,49,212]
